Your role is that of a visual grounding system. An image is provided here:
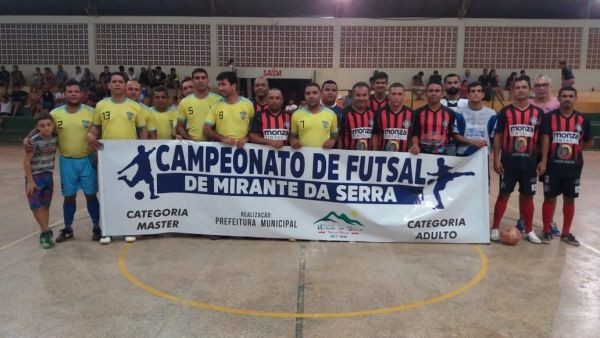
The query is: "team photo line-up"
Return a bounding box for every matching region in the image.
[23,68,593,249]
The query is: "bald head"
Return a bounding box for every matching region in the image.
[126,80,142,101]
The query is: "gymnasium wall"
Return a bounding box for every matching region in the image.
[2,16,600,90]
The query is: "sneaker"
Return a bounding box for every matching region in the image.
[92,229,102,241]
[490,229,500,242]
[125,236,136,243]
[40,230,54,249]
[55,229,74,243]
[561,234,580,246]
[550,222,561,236]
[516,218,525,233]
[526,231,542,244]
[99,236,112,245]
[542,232,553,244]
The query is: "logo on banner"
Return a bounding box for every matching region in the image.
[117,145,159,200]
[423,157,474,210]
[314,211,365,238]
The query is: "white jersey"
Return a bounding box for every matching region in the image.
[455,105,497,156]
[441,98,469,112]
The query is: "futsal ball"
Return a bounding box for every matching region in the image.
[135,191,144,200]
[501,226,521,246]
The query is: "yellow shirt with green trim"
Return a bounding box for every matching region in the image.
[290,107,338,147]
[204,96,255,140]
[152,106,178,140]
[140,103,157,133]
[50,104,95,158]
[177,92,222,141]
[93,98,145,140]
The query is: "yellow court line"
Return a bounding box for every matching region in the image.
[118,243,489,319]
[0,210,86,253]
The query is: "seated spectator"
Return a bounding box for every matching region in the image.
[285,99,298,113]
[42,67,55,88]
[10,84,28,116]
[29,85,42,115]
[0,94,12,116]
[0,65,10,91]
[11,65,26,87]
[139,67,151,87]
[99,66,111,83]
[489,68,502,99]
[82,68,96,90]
[152,66,166,88]
[428,70,442,84]
[459,79,468,98]
[411,71,426,100]
[72,66,84,83]
[55,65,68,86]
[41,85,55,112]
[343,90,352,108]
[32,67,43,87]
[166,67,180,97]
[53,85,66,106]
[127,67,137,82]
[504,71,517,100]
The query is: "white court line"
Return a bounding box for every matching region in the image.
[0,210,85,253]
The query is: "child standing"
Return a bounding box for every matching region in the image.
[24,112,58,249]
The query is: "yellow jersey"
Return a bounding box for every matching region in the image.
[93,98,145,140]
[177,92,222,141]
[50,104,95,158]
[140,103,157,133]
[152,106,178,140]
[204,96,255,140]
[290,107,338,147]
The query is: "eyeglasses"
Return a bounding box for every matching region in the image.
[534,83,550,88]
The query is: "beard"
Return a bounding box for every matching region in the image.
[446,87,460,96]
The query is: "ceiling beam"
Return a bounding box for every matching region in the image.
[458,0,472,19]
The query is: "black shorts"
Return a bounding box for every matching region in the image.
[543,175,580,198]
[499,169,537,196]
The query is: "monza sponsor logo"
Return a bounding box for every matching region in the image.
[263,128,289,140]
[383,128,408,140]
[552,131,579,144]
[351,127,373,139]
[509,124,535,137]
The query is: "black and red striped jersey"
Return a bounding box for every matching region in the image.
[249,110,291,145]
[412,105,456,155]
[252,99,269,116]
[495,104,543,170]
[338,107,375,150]
[372,105,414,152]
[368,94,388,112]
[540,109,592,177]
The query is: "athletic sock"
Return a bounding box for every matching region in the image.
[542,200,556,234]
[520,197,534,233]
[492,196,509,229]
[87,199,100,230]
[562,203,575,236]
[63,201,76,231]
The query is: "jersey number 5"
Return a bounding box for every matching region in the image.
[187,107,193,115]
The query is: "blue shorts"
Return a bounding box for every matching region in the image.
[59,154,98,196]
[26,172,54,209]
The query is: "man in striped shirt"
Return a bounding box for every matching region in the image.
[249,88,290,149]
[338,82,375,150]
[372,82,414,152]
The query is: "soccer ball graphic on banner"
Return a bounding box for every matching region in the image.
[501,226,521,245]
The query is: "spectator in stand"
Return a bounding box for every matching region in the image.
[530,74,559,113]
[559,60,575,88]
[139,67,151,88]
[0,94,12,116]
[43,67,56,87]
[55,65,68,86]
[32,67,43,87]
[166,67,180,97]
[99,66,111,83]
[11,65,26,87]
[285,99,298,113]
[489,68,502,100]
[152,66,166,88]
[10,84,29,116]
[463,69,475,85]
[459,79,468,98]
[29,85,43,115]
[82,68,96,90]
[343,90,352,108]
[428,70,442,84]
[519,69,531,85]
[0,66,10,93]
[41,85,55,112]
[411,71,426,100]
[478,68,490,101]
[504,71,517,100]
[127,67,137,82]
[118,65,125,73]
[71,66,84,83]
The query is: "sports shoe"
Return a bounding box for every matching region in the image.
[561,234,580,246]
[542,232,553,244]
[99,236,112,245]
[92,229,102,241]
[526,231,542,244]
[516,218,525,233]
[40,230,54,249]
[550,222,561,236]
[490,229,500,242]
[55,229,74,243]
[125,236,136,243]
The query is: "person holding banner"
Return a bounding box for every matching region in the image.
[372,82,414,152]
[150,86,178,140]
[289,83,338,149]
[490,76,544,244]
[409,82,457,155]
[87,72,148,245]
[176,68,222,141]
[538,86,593,246]
[338,81,375,150]
[203,71,255,148]
[249,88,290,148]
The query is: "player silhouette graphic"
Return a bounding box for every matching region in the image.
[117,145,159,200]
[426,157,474,209]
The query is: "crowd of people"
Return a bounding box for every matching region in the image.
[19,66,592,250]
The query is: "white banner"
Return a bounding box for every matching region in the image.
[98,141,490,243]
